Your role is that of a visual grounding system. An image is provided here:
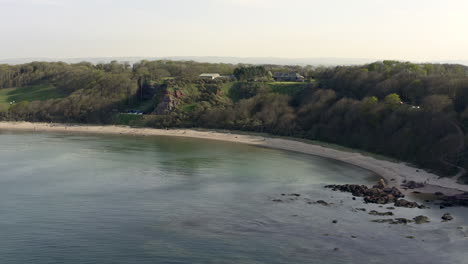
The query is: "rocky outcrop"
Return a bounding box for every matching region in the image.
[401,181,425,189]
[369,210,394,216]
[326,180,431,210]
[154,90,185,115]
[441,213,454,222]
[325,180,404,205]
[413,215,430,224]
[371,218,414,224]
[394,199,427,209]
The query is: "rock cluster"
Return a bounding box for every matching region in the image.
[441,213,453,222]
[371,215,430,225]
[394,199,427,209]
[324,180,431,210]
[401,180,425,189]
[325,180,404,205]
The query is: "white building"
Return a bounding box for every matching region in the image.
[199,73,221,80]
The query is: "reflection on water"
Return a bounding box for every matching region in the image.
[0,131,466,264]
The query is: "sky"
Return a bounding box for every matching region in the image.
[1,0,468,61]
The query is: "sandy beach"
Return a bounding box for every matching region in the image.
[1,121,467,195]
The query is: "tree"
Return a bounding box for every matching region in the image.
[422,95,453,114]
[384,93,401,105]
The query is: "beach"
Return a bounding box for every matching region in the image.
[1,121,467,195]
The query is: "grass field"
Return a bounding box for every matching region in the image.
[0,83,65,111]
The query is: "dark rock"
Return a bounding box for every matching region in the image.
[288,193,301,197]
[372,218,414,224]
[316,200,329,206]
[441,213,453,222]
[333,248,340,251]
[355,208,367,212]
[406,236,415,239]
[369,210,394,216]
[394,199,426,209]
[352,197,356,200]
[332,220,338,224]
[326,181,404,206]
[386,207,395,210]
[401,181,425,189]
[272,199,283,202]
[413,215,430,224]
[371,219,395,224]
[391,218,414,225]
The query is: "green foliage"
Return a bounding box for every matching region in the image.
[384,93,401,105]
[0,83,65,110]
[233,66,271,82]
[1,60,468,178]
[114,113,144,126]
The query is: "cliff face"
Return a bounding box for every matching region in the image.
[154,90,185,115]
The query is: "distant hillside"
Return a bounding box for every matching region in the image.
[3,56,466,67]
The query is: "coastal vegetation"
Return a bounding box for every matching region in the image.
[0,60,467,181]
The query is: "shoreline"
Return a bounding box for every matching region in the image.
[1,121,467,195]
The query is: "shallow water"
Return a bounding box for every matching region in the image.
[0,131,466,264]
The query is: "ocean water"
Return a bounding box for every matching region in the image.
[0,131,466,264]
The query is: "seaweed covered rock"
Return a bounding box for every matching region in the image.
[413,215,430,224]
[394,199,426,209]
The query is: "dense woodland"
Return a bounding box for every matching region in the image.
[0,60,467,181]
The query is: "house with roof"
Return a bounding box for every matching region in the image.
[273,72,305,82]
[199,73,221,80]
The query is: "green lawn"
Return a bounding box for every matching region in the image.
[0,83,65,111]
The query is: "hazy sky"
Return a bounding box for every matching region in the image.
[1,0,468,61]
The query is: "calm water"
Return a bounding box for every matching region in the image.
[0,131,467,264]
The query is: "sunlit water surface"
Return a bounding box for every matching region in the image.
[0,131,466,264]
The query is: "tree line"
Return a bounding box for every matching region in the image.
[0,60,467,180]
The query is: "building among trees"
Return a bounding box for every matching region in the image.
[199,73,221,80]
[273,72,305,82]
